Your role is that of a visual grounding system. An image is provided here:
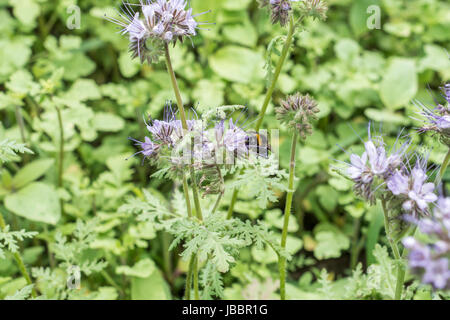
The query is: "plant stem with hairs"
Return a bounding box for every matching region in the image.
[436,148,450,185]
[381,198,405,300]
[0,213,36,298]
[55,106,64,189]
[164,42,203,299]
[279,130,298,300]
[227,16,296,219]
[185,254,195,300]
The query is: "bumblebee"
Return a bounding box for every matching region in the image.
[245,131,271,158]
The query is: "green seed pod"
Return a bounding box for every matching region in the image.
[276,93,320,139]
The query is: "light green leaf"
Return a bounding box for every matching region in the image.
[64,79,101,102]
[380,58,418,109]
[131,269,171,300]
[314,231,350,260]
[116,258,156,278]
[5,182,61,225]
[93,113,125,132]
[349,0,380,37]
[11,159,55,189]
[9,0,40,27]
[209,46,264,84]
[192,79,225,113]
[118,52,141,78]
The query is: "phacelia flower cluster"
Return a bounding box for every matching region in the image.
[299,0,328,21]
[416,82,450,147]
[403,197,450,290]
[107,0,208,63]
[341,124,438,217]
[340,124,410,205]
[275,93,319,139]
[260,0,298,27]
[387,156,437,217]
[130,104,268,177]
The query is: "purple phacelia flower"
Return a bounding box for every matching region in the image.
[106,0,209,63]
[402,196,450,290]
[341,124,409,204]
[128,136,160,162]
[387,156,437,217]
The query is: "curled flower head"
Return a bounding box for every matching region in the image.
[276,93,319,139]
[299,0,328,21]
[107,0,209,63]
[414,83,450,147]
[387,155,437,217]
[402,196,450,290]
[259,0,299,26]
[339,124,410,204]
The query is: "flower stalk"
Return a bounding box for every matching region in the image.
[227,15,296,219]
[381,198,405,300]
[279,130,298,300]
[436,147,450,185]
[164,42,203,299]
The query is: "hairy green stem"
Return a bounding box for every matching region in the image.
[436,147,450,185]
[227,16,296,219]
[165,43,204,299]
[381,199,405,300]
[211,192,224,215]
[0,214,36,298]
[162,232,173,284]
[193,257,199,300]
[182,173,192,218]
[279,131,298,300]
[185,254,195,300]
[255,16,295,132]
[55,106,64,189]
[164,43,189,130]
[15,106,27,144]
[226,187,238,219]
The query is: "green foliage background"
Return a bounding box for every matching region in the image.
[0,0,449,299]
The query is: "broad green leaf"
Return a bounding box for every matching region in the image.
[349,0,380,37]
[64,79,101,102]
[116,258,155,278]
[314,231,350,260]
[11,158,55,189]
[223,21,257,47]
[209,46,265,84]
[192,79,225,113]
[5,182,61,225]
[222,0,252,10]
[118,52,141,78]
[93,112,125,132]
[334,39,360,62]
[131,269,171,300]
[380,58,418,109]
[9,0,40,27]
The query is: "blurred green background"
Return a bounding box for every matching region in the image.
[0,0,449,299]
